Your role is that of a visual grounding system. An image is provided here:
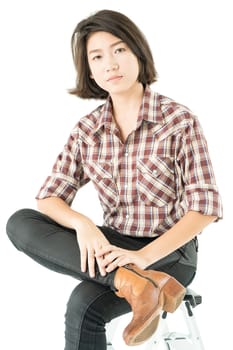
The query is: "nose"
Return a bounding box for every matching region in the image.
[106,63,119,72]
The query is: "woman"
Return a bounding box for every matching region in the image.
[6,9,222,350]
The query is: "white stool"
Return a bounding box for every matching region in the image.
[106,288,205,350]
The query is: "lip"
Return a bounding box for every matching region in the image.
[107,75,123,82]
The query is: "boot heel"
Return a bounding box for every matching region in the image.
[162,277,186,313]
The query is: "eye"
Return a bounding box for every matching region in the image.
[92,55,102,61]
[115,47,126,54]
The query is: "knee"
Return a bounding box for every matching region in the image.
[65,285,84,327]
[6,208,39,249]
[65,282,110,349]
[65,281,109,328]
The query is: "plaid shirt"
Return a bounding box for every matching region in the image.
[36,86,223,237]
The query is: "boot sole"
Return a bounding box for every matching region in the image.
[124,313,160,346]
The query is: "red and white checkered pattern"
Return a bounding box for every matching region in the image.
[36,86,222,237]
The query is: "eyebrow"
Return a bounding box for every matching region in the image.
[88,40,125,55]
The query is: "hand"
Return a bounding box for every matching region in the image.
[75,217,109,278]
[95,245,151,273]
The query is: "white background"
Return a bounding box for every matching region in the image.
[0,1,232,349]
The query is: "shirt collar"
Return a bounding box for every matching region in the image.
[137,85,164,127]
[92,85,164,135]
[94,97,114,134]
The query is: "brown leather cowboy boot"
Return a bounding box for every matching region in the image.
[114,264,186,346]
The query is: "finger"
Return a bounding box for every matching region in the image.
[95,244,115,257]
[80,246,87,273]
[101,247,126,267]
[105,258,122,273]
[93,241,111,276]
[92,241,107,276]
[96,256,107,276]
[116,256,131,267]
[106,255,133,272]
[100,251,118,268]
[88,248,96,278]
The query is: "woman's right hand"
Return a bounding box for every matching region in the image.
[75,216,110,278]
[37,197,109,278]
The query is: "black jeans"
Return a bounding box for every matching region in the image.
[6,209,197,350]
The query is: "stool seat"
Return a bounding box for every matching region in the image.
[184,288,202,307]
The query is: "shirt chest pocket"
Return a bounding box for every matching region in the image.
[137,157,176,207]
[82,161,118,207]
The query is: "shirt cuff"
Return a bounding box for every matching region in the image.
[36,176,78,205]
[185,184,223,219]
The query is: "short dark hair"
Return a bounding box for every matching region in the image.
[69,9,158,99]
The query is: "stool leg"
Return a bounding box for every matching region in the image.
[156,303,205,350]
[180,302,205,350]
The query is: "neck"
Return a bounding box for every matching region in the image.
[110,83,144,143]
[111,83,144,120]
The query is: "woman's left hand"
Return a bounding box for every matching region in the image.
[95,244,151,273]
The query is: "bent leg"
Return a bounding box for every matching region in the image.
[65,280,131,350]
[6,208,115,287]
[6,209,197,348]
[6,209,197,287]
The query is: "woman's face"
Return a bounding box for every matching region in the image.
[87,31,140,97]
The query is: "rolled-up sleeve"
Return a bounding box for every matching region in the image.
[177,115,223,219]
[36,129,90,205]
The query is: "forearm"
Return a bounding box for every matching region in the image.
[140,211,217,266]
[37,197,91,231]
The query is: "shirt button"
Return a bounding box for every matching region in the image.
[126,214,129,219]
[124,152,129,156]
[125,184,128,189]
[153,170,158,175]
